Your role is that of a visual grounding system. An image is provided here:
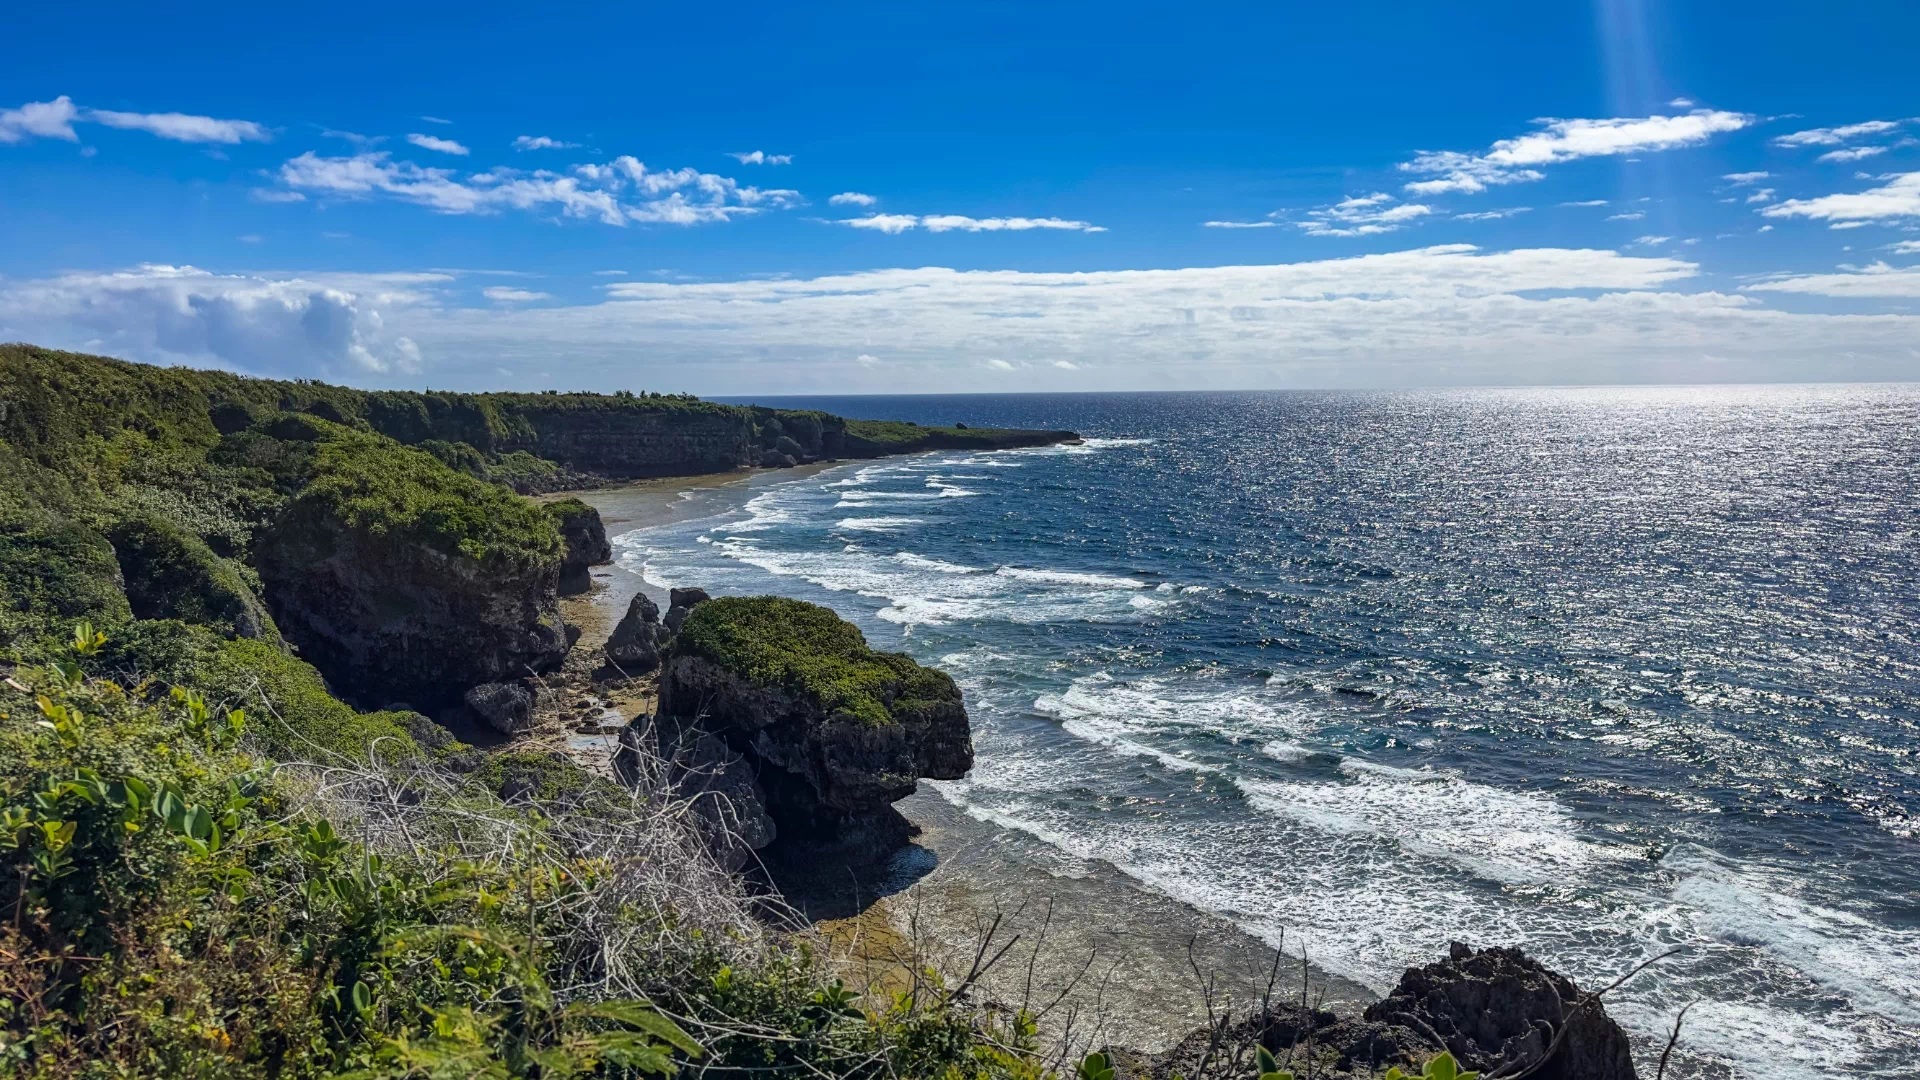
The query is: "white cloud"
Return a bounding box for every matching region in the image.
[11,250,1920,390]
[1745,188,1775,204]
[593,269,629,276]
[1772,120,1903,147]
[1203,220,1278,228]
[1743,262,1920,298]
[985,358,1016,371]
[88,107,270,144]
[1816,146,1888,164]
[838,213,1104,234]
[513,135,579,151]
[274,151,791,226]
[855,353,882,368]
[1631,235,1672,246]
[841,213,920,234]
[829,192,877,206]
[1888,240,1920,254]
[0,96,80,142]
[1454,207,1532,221]
[1668,97,1696,108]
[407,133,470,155]
[1297,192,1432,236]
[729,150,792,165]
[1761,172,1920,225]
[1758,225,1774,233]
[1607,211,1646,221]
[482,286,553,302]
[1722,172,1770,186]
[1052,360,1081,370]
[250,188,307,203]
[1401,109,1752,195]
[3,96,268,145]
[0,264,440,376]
[1559,199,1610,207]
[419,116,453,125]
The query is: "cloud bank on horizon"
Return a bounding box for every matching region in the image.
[2,1,1918,394]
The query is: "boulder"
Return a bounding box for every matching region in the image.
[1135,942,1637,1080]
[773,435,808,461]
[464,680,537,735]
[659,596,972,849]
[547,498,612,596]
[612,719,776,870]
[604,592,670,674]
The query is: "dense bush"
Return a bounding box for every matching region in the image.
[674,597,960,727]
[0,630,1045,1080]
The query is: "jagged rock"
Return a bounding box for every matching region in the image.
[547,498,612,596]
[612,719,776,870]
[465,680,537,735]
[758,450,797,469]
[663,587,712,632]
[773,435,808,461]
[604,593,670,674]
[1132,942,1636,1080]
[659,596,972,849]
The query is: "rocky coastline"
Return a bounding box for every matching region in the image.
[0,344,1646,1078]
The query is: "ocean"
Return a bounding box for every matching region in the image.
[620,387,1919,1078]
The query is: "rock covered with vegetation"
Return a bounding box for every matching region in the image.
[659,596,972,848]
[546,497,612,595]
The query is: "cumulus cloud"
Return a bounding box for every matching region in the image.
[482,286,553,302]
[1052,360,1081,369]
[1722,172,1770,186]
[1743,262,1920,298]
[12,248,1920,391]
[407,133,469,155]
[829,192,877,206]
[1888,240,1920,254]
[513,135,579,151]
[837,213,1104,234]
[1296,192,1432,236]
[1816,146,1888,164]
[2,96,269,144]
[1400,109,1752,195]
[1761,172,1920,225]
[1203,220,1278,228]
[273,151,794,226]
[1772,120,1903,147]
[1745,188,1776,204]
[0,265,438,376]
[729,150,792,165]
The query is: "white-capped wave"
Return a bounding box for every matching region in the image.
[894,552,981,574]
[997,566,1149,589]
[836,516,927,532]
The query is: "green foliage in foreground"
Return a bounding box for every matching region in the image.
[0,628,1046,1080]
[672,597,960,727]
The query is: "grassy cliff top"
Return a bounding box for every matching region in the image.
[841,418,1078,454]
[673,596,957,726]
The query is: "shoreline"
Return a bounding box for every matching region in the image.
[560,461,1374,1054]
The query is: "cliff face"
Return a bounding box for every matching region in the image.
[517,408,752,478]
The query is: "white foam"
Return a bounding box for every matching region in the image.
[1236,770,1630,884]
[835,516,927,532]
[894,552,981,574]
[997,566,1148,589]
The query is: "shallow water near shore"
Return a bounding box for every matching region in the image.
[602,387,1919,1079]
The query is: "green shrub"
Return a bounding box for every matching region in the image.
[673,597,959,727]
[0,502,131,645]
[106,513,278,640]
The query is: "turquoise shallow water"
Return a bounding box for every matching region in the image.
[622,387,1920,1078]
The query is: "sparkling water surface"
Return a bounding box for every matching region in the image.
[628,387,1920,1078]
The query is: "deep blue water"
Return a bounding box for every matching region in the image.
[648,388,1920,1077]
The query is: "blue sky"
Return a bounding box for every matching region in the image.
[3,0,1918,393]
